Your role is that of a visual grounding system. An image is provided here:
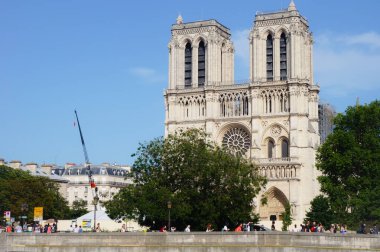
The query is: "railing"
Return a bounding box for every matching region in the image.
[256,157,298,163]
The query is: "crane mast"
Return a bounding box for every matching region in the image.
[74,110,99,212]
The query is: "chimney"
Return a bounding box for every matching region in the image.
[41,164,53,175]
[25,162,38,173]
[9,160,22,169]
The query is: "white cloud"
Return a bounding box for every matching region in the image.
[339,32,380,49]
[129,67,165,83]
[314,32,380,96]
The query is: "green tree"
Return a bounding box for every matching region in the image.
[305,195,334,228]
[316,100,380,227]
[281,203,293,231]
[0,165,71,222]
[69,199,89,219]
[105,129,266,231]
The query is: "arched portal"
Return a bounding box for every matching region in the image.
[259,187,288,221]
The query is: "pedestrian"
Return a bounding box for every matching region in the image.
[271,221,276,231]
[74,224,79,233]
[340,224,346,234]
[95,223,101,232]
[291,224,298,232]
[184,225,191,232]
[121,224,126,232]
[159,225,167,232]
[234,223,243,232]
[222,224,229,232]
[78,226,83,233]
[206,224,213,232]
[370,224,378,234]
[357,223,366,234]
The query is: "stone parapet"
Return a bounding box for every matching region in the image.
[1,232,380,252]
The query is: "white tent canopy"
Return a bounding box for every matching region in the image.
[76,210,113,222]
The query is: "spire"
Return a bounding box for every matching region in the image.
[176,14,183,25]
[288,0,297,11]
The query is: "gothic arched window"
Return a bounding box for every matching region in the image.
[281,139,289,158]
[266,34,273,81]
[198,41,206,86]
[268,139,275,158]
[280,33,287,80]
[184,42,192,88]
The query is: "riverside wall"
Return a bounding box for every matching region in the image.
[1,232,380,252]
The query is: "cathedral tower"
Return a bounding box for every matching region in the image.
[168,17,234,90]
[164,1,320,225]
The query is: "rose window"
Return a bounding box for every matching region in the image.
[222,127,251,156]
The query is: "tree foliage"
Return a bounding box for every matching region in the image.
[0,165,71,221]
[305,195,334,227]
[315,100,380,226]
[105,129,266,231]
[69,199,89,219]
[281,203,293,231]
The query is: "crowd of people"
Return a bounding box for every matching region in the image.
[2,222,58,233]
[289,221,379,234]
[2,220,379,234]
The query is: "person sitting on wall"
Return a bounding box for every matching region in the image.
[234,224,243,232]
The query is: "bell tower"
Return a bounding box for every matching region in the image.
[250,0,313,84]
[168,16,234,89]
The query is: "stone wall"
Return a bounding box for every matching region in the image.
[1,232,380,252]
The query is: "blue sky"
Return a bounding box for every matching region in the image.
[1,0,379,166]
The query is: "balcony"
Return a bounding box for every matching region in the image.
[256,157,301,181]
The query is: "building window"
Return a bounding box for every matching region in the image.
[198,41,206,86]
[280,33,287,80]
[268,139,275,158]
[184,43,192,88]
[281,139,289,158]
[266,34,273,81]
[222,127,251,156]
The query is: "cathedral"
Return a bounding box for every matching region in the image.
[164,1,320,224]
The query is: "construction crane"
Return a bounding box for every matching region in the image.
[74,110,99,231]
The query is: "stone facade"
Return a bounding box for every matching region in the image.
[51,163,132,211]
[164,1,320,223]
[1,158,131,211]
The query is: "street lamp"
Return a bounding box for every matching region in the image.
[93,195,99,231]
[20,203,28,232]
[167,201,172,232]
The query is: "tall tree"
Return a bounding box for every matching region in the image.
[0,165,71,222]
[69,199,89,219]
[305,195,334,228]
[315,100,380,226]
[105,129,266,231]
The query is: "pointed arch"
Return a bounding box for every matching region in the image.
[193,35,207,47]
[259,186,289,221]
[266,34,273,81]
[184,42,192,88]
[265,137,275,158]
[198,40,206,86]
[279,32,288,80]
[280,137,289,158]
